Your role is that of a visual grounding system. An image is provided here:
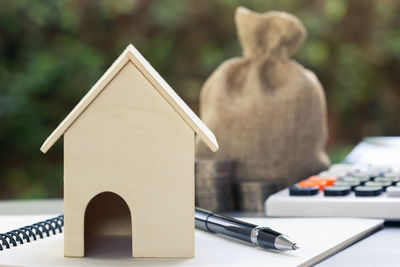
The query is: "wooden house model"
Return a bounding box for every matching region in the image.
[40,44,218,258]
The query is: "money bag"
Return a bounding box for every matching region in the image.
[196,7,330,187]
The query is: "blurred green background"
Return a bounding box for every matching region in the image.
[1,0,399,199]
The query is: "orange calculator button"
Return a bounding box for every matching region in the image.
[297,178,329,191]
[297,180,320,188]
[308,175,337,186]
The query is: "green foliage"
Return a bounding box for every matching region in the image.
[0,0,399,198]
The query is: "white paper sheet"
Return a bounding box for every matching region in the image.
[0,215,383,267]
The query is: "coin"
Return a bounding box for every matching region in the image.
[195,158,236,212]
[236,180,281,213]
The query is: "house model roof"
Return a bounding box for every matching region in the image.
[40,44,219,153]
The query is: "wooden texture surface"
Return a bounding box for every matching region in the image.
[41,44,218,153]
[63,61,195,257]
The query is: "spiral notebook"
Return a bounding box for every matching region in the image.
[0,215,64,249]
[0,215,383,267]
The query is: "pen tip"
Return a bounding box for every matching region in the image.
[292,244,299,250]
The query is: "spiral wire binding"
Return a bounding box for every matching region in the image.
[0,215,64,251]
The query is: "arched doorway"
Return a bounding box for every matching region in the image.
[84,191,132,257]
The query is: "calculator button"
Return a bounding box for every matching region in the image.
[308,176,337,186]
[334,180,359,190]
[297,180,327,190]
[297,180,318,187]
[355,186,382,197]
[324,186,351,196]
[341,177,361,183]
[375,177,400,185]
[383,172,400,178]
[374,177,393,183]
[289,186,319,196]
[386,186,400,197]
[352,171,381,179]
[346,175,370,184]
[365,181,391,191]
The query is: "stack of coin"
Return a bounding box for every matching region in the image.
[195,158,236,212]
[237,180,281,213]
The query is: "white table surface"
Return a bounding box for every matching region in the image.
[0,199,398,266]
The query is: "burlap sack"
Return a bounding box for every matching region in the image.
[196,7,330,187]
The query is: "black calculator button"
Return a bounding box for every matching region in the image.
[324,186,351,196]
[289,186,319,196]
[355,186,382,197]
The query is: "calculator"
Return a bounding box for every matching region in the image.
[265,163,400,220]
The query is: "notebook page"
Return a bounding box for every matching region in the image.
[0,216,383,267]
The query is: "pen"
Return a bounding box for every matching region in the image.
[195,207,299,251]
